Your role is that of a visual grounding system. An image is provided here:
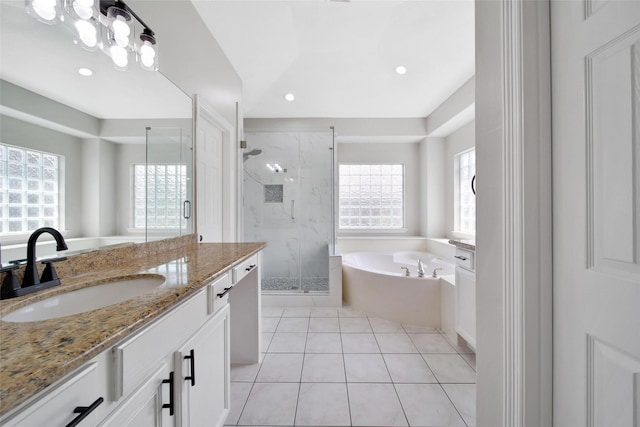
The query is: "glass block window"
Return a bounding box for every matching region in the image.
[456,148,476,234]
[339,164,404,229]
[0,144,60,234]
[134,164,187,229]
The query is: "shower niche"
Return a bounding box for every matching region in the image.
[243,131,334,293]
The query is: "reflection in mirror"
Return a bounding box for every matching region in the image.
[0,1,193,262]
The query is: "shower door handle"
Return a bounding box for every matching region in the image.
[183,200,192,219]
[291,200,295,221]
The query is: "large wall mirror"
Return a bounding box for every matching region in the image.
[0,1,193,260]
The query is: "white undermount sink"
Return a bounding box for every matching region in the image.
[1,275,166,323]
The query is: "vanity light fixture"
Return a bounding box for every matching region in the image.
[25,0,159,71]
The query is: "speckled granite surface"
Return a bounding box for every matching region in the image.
[0,235,265,416]
[448,239,476,251]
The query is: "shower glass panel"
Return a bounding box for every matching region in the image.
[144,127,193,241]
[243,130,335,293]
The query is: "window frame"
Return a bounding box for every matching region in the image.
[453,147,476,238]
[0,143,65,242]
[338,162,406,232]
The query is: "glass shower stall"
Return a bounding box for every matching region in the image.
[243,130,335,293]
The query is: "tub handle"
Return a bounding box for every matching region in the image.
[400,266,410,276]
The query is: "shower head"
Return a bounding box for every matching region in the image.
[243,148,263,162]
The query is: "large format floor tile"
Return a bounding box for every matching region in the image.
[409,333,457,353]
[341,333,380,353]
[238,383,299,426]
[339,317,373,333]
[295,383,351,426]
[395,384,465,426]
[301,353,346,382]
[383,354,437,383]
[442,384,476,426]
[422,354,477,383]
[276,317,310,332]
[267,332,307,353]
[348,383,408,426]
[309,317,341,333]
[376,333,418,353]
[344,354,391,382]
[225,382,253,426]
[305,333,343,353]
[255,353,304,382]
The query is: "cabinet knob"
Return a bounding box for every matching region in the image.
[65,397,103,427]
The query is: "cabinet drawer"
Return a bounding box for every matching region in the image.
[454,248,474,271]
[207,273,232,315]
[231,254,258,284]
[5,363,102,427]
[112,290,207,400]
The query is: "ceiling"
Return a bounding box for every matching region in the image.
[192,0,475,119]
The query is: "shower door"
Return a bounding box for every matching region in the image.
[243,131,334,293]
[144,127,193,241]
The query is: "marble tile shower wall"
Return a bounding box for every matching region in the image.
[244,131,333,291]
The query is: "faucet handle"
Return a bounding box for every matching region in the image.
[400,266,410,276]
[432,267,444,278]
[40,258,67,284]
[1,266,21,299]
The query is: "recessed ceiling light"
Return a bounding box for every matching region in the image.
[284,93,295,102]
[78,67,93,77]
[395,65,407,75]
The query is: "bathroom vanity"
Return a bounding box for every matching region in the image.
[0,236,265,426]
[449,239,476,351]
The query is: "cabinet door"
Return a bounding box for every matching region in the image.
[455,267,476,350]
[100,363,174,427]
[176,304,230,427]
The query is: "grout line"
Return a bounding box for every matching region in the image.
[440,383,471,427]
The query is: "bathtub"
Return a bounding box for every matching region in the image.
[342,251,454,327]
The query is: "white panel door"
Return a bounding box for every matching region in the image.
[551,1,640,425]
[196,108,224,242]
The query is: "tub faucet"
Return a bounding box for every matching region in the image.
[400,266,410,276]
[432,268,444,278]
[417,260,425,278]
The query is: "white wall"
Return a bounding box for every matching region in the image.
[419,137,446,237]
[444,121,475,238]
[337,142,421,236]
[115,144,145,236]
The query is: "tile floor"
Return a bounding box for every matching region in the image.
[226,307,476,427]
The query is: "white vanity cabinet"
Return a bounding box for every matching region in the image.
[454,247,476,350]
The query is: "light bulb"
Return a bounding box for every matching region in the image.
[395,65,407,75]
[110,45,128,68]
[75,20,97,47]
[72,0,93,20]
[284,93,295,102]
[32,0,57,21]
[139,41,156,58]
[112,15,130,37]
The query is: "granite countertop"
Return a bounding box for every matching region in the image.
[0,239,265,417]
[448,239,476,251]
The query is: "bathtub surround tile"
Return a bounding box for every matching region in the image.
[310,307,339,317]
[301,354,346,382]
[309,317,340,333]
[442,384,477,426]
[255,354,304,382]
[461,353,477,370]
[267,332,307,353]
[395,384,465,427]
[344,354,391,382]
[376,333,419,354]
[341,333,380,353]
[339,317,373,333]
[422,354,477,384]
[275,317,309,332]
[305,333,343,353]
[261,307,284,317]
[383,354,438,383]
[231,363,262,382]
[261,317,280,333]
[295,383,351,426]
[283,307,311,317]
[348,383,408,426]
[226,382,253,425]
[238,382,299,426]
[369,317,405,333]
[409,333,457,354]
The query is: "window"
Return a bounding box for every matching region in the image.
[133,164,187,229]
[0,144,60,234]
[339,164,404,229]
[456,148,476,235]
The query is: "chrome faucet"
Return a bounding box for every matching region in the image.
[432,268,444,278]
[1,227,68,299]
[417,259,425,278]
[400,266,410,276]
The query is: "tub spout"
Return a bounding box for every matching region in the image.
[417,259,425,278]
